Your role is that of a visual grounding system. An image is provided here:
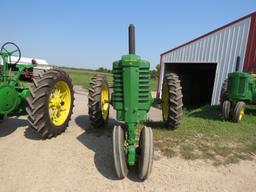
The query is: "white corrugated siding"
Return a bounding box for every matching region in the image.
[11,56,49,65]
[159,17,251,105]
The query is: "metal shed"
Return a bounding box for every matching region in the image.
[157,12,256,106]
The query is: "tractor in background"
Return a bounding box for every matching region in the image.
[222,71,256,122]
[88,25,183,180]
[0,42,74,138]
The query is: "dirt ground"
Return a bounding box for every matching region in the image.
[0,91,255,192]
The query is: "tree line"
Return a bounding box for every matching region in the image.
[96,64,160,79]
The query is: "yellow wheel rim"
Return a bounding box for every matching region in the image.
[48,81,71,126]
[239,108,245,121]
[162,81,169,122]
[101,82,109,120]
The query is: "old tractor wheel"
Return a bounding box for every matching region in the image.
[0,85,19,115]
[88,75,110,128]
[162,73,183,129]
[220,79,228,105]
[233,101,246,123]
[26,69,74,139]
[113,125,128,179]
[137,126,153,180]
[222,100,231,120]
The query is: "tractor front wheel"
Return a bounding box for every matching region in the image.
[26,69,74,139]
[137,126,153,180]
[233,101,246,123]
[113,125,128,179]
[222,100,231,120]
[162,73,183,129]
[88,75,110,128]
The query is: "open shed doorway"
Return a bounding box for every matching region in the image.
[164,62,217,108]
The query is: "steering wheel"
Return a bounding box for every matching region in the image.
[0,42,21,65]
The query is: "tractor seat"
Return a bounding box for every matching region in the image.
[32,59,38,65]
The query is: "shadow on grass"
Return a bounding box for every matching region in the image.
[144,121,167,130]
[146,105,224,128]
[245,107,256,116]
[186,105,223,121]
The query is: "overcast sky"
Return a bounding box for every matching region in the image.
[0,0,255,69]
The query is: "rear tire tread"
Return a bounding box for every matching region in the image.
[26,69,74,139]
[163,73,183,128]
[88,75,109,128]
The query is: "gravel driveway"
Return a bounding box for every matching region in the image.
[0,91,255,192]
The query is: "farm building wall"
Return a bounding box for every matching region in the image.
[244,13,256,72]
[158,14,254,105]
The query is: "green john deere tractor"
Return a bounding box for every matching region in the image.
[0,42,74,138]
[221,71,256,122]
[88,25,183,180]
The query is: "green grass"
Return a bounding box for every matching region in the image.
[63,68,158,91]
[63,69,113,89]
[147,105,256,165]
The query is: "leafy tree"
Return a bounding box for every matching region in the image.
[150,64,160,79]
[96,67,112,73]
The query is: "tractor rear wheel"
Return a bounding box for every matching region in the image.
[88,75,110,128]
[26,69,74,139]
[222,100,231,120]
[137,126,153,180]
[113,125,128,179]
[233,101,246,123]
[220,79,228,105]
[162,73,183,129]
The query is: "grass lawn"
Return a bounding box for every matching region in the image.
[63,69,113,89]
[148,105,256,165]
[63,68,158,91]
